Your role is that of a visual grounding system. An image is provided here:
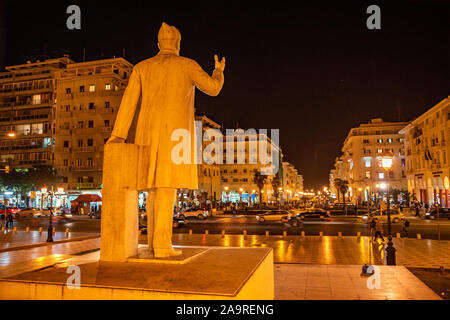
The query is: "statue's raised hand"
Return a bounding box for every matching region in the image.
[214,55,226,72]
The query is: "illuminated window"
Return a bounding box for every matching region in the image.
[365,171,371,178]
[89,85,95,92]
[32,94,41,105]
[377,149,383,154]
[388,138,393,143]
[379,172,384,179]
[365,159,371,167]
[105,84,111,90]
[377,139,383,143]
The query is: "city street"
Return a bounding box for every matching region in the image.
[10,214,450,240]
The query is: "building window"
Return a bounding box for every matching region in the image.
[233,178,238,182]
[89,102,95,109]
[87,139,93,146]
[365,159,371,167]
[78,177,83,183]
[378,172,384,179]
[388,138,393,143]
[88,176,94,183]
[104,120,110,127]
[223,169,227,173]
[105,101,110,108]
[78,139,83,147]
[63,159,68,166]
[66,88,71,94]
[365,171,371,179]
[80,86,85,93]
[377,139,383,143]
[89,85,95,92]
[363,139,370,144]
[77,121,83,128]
[63,140,69,148]
[105,84,111,91]
[87,158,93,166]
[377,149,382,154]
[88,120,94,128]
[62,177,68,183]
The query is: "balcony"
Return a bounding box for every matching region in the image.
[57,128,71,135]
[59,111,72,118]
[59,93,73,101]
[431,163,442,171]
[71,182,97,190]
[73,128,95,135]
[71,165,96,172]
[99,107,115,114]
[73,146,95,153]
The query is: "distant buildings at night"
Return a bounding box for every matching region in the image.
[0,56,304,209]
[331,96,450,207]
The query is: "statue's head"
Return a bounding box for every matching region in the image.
[158,22,181,55]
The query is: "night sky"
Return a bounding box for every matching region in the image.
[1,0,449,189]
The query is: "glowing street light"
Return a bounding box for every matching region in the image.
[380,152,396,265]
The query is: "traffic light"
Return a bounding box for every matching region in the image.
[4,165,9,174]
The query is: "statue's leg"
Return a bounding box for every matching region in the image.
[146,189,156,252]
[153,187,182,258]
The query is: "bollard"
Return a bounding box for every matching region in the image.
[243,230,247,236]
[13,227,17,232]
[319,231,323,237]
[205,230,209,235]
[301,231,305,237]
[52,227,55,234]
[396,233,401,239]
[265,230,269,237]
[65,228,69,235]
[39,227,42,233]
[283,231,287,237]
[357,231,361,237]
[338,232,342,238]
[189,229,193,235]
[221,230,225,237]
[26,227,30,232]
[1,227,4,232]
[417,233,421,240]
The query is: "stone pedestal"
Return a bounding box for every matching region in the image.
[100,143,139,262]
[0,247,274,300]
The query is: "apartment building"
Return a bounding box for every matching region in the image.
[192,114,222,206]
[0,57,73,171]
[220,129,283,204]
[54,58,133,197]
[400,96,450,206]
[339,118,408,203]
[282,161,303,201]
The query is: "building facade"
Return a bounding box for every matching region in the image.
[339,118,408,203]
[0,57,74,206]
[54,58,133,201]
[400,96,450,207]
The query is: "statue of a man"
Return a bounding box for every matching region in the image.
[107,22,225,258]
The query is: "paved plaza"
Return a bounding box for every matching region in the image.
[0,233,448,299]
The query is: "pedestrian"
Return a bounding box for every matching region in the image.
[374,218,384,242]
[415,205,420,217]
[402,218,409,237]
[232,204,236,216]
[0,213,5,228]
[369,217,377,241]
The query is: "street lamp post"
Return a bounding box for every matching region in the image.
[41,186,64,243]
[381,154,396,265]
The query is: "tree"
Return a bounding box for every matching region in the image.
[271,176,281,206]
[334,178,349,213]
[253,171,267,205]
[400,189,413,207]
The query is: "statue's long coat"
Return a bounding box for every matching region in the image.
[112,50,224,190]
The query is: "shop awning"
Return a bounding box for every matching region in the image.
[72,194,102,203]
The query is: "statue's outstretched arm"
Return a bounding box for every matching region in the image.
[111,67,142,140]
[189,57,225,97]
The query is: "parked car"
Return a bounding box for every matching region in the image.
[297,209,331,220]
[361,209,404,223]
[175,208,208,220]
[256,210,291,223]
[426,208,450,220]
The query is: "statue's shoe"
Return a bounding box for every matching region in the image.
[154,248,182,258]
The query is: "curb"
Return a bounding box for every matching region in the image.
[0,234,100,253]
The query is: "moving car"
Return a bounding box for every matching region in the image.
[255,210,291,223]
[426,208,450,220]
[361,209,404,223]
[16,207,37,217]
[296,209,331,220]
[175,207,208,220]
